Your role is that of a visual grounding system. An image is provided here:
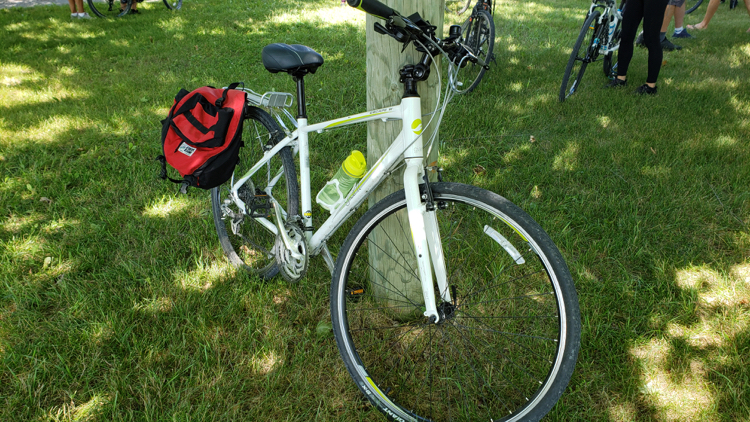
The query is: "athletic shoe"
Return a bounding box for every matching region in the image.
[77,12,92,19]
[605,78,627,88]
[635,84,657,95]
[672,29,694,38]
[635,31,644,47]
[661,38,682,51]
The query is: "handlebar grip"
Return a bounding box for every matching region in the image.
[347,0,395,19]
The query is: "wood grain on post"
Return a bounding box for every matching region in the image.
[365,1,445,309]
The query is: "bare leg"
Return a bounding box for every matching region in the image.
[67,0,76,13]
[689,0,721,29]
[674,3,686,28]
[661,5,675,31]
[745,0,750,32]
[74,0,84,12]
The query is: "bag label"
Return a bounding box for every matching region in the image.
[178,143,196,157]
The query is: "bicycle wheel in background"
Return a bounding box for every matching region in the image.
[455,9,495,94]
[211,106,299,280]
[162,0,182,10]
[603,22,620,78]
[560,10,601,102]
[686,0,703,14]
[331,183,581,422]
[87,0,131,17]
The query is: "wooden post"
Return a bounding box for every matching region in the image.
[365,1,445,309]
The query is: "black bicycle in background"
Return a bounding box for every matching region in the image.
[686,0,738,14]
[451,0,496,93]
[87,0,182,18]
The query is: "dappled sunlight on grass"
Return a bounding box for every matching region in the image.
[142,196,191,219]
[623,265,750,420]
[675,266,750,309]
[728,43,750,68]
[631,337,717,422]
[252,350,283,375]
[607,401,638,421]
[45,392,111,422]
[270,5,365,28]
[0,63,40,88]
[552,142,579,172]
[133,296,175,314]
[641,165,672,179]
[173,260,233,292]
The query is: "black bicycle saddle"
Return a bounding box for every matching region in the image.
[261,43,324,76]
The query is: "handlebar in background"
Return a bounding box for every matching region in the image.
[347,0,395,19]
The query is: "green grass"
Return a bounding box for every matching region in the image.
[1,0,750,420]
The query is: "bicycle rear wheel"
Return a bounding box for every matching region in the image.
[162,0,182,10]
[560,10,601,102]
[686,0,703,14]
[87,0,131,17]
[455,9,495,94]
[331,182,581,422]
[211,106,299,279]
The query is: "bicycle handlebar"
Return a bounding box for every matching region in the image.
[347,0,395,19]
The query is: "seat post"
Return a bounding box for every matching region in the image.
[293,75,307,120]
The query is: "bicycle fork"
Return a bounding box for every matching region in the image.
[401,99,451,323]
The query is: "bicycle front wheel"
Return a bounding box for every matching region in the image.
[455,9,495,94]
[331,182,581,422]
[162,0,182,10]
[87,0,131,17]
[560,10,601,102]
[685,0,703,14]
[211,106,299,279]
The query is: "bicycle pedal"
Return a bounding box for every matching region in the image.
[249,189,273,218]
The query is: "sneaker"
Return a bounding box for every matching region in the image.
[77,12,92,19]
[635,31,645,47]
[672,29,693,38]
[661,38,682,51]
[605,78,627,88]
[129,8,140,14]
[635,84,657,95]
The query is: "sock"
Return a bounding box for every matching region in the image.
[71,13,77,17]
[674,27,684,33]
[76,12,83,16]
[660,32,667,42]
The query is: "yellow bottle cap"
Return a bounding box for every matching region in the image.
[342,150,367,178]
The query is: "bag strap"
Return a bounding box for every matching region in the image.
[156,155,191,194]
[215,82,241,107]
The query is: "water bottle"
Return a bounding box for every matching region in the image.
[607,17,617,41]
[316,150,367,212]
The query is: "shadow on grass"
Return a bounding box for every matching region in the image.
[2,0,750,420]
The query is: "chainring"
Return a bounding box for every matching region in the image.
[273,222,308,283]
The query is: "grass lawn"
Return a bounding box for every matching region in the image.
[1,0,749,420]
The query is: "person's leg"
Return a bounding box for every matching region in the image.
[67,0,76,14]
[745,0,750,32]
[643,0,669,86]
[661,4,675,32]
[674,3,686,27]
[689,0,721,29]
[617,0,646,80]
[74,0,84,12]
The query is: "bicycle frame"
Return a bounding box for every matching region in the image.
[229,95,451,322]
[588,0,622,56]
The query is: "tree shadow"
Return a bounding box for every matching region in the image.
[1,0,750,420]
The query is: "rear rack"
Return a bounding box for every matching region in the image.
[226,87,297,133]
[241,88,294,109]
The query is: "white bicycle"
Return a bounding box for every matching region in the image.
[211,0,581,420]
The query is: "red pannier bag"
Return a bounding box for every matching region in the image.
[157,83,246,192]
